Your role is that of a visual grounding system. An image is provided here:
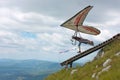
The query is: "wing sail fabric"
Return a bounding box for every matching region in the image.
[78,26,100,35]
[60,6,93,28]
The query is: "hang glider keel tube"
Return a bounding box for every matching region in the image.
[60,33,120,68]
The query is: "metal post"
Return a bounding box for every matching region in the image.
[70,62,73,68]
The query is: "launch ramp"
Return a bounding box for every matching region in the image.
[60,33,120,68]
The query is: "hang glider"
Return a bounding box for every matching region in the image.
[60,5,100,35]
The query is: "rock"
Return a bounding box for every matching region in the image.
[96,71,102,80]
[115,51,120,56]
[92,73,96,78]
[103,59,112,67]
[94,49,104,60]
[102,65,111,72]
[96,65,111,80]
[101,51,104,58]
[96,65,98,68]
[71,69,77,75]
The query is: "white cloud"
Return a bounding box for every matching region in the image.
[0,7,62,32]
[93,29,112,42]
[0,0,120,62]
[37,32,66,46]
[103,10,120,27]
[0,0,9,5]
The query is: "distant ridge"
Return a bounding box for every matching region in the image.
[0,59,61,80]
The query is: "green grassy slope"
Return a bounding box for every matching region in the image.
[45,39,120,80]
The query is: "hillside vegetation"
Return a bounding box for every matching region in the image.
[45,39,120,80]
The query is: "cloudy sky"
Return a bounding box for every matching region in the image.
[0,0,120,62]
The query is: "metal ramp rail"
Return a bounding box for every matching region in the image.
[60,33,120,68]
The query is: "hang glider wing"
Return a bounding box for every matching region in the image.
[78,26,101,35]
[60,5,93,30]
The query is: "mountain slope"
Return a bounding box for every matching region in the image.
[45,39,120,80]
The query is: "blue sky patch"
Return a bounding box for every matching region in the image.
[20,31,37,39]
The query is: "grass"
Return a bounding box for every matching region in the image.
[45,39,120,80]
